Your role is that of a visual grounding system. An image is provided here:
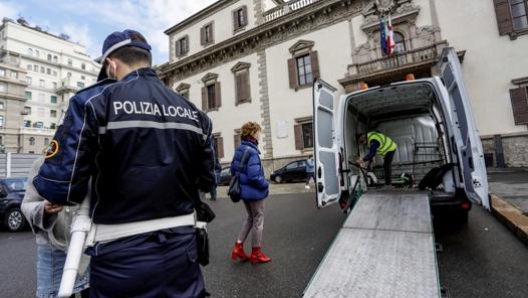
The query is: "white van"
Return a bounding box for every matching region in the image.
[313,47,489,222]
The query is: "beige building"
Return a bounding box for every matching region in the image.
[159,0,528,171]
[0,52,28,153]
[0,17,98,153]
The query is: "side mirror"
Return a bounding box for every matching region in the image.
[0,188,7,198]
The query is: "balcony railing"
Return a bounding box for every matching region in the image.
[19,127,55,135]
[56,78,79,95]
[263,0,320,23]
[349,42,448,77]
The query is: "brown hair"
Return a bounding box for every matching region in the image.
[240,121,262,139]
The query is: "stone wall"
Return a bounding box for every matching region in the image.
[482,133,528,168]
[502,135,528,168]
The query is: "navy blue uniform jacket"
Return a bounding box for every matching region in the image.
[33,68,216,224]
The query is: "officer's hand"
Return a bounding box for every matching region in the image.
[43,201,64,214]
[355,159,364,166]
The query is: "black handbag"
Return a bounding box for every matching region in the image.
[228,147,250,203]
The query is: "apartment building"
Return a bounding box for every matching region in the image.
[0,17,98,153]
[159,0,528,170]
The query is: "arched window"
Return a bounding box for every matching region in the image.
[28,48,33,56]
[29,137,35,145]
[394,32,406,53]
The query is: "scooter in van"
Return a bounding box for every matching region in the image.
[313,47,489,224]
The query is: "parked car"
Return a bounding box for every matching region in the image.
[270,160,307,184]
[0,177,28,232]
[219,167,232,186]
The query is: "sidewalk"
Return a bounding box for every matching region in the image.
[487,168,528,245]
[216,169,528,245]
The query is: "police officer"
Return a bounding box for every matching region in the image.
[356,131,397,187]
[33,29,215,298]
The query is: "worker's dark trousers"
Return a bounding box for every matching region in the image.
[87,226,207,298]
[383,150,396,185]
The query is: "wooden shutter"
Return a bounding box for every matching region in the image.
[494,0,514,36]
[235,73,242,104]
[175,41,181,57]
[242,71,250,102]
[310,51,320,81]
[209,24,214,43]
[201,86,207,110]
[288,58,298,89]
[200,27,206,45]
[233,10,239,30]
[234,134,241,148]
[184,37,189,54]
[294,124,304,150]
[242,6,248,26]
[510,87,528,125]
[215,82,222,108]
[217,137,224,158]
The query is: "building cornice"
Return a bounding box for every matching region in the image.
[159,0,368,83]
[164,0,240,35]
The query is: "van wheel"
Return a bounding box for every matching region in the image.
[274,176,283,184]
[5,208,26,232]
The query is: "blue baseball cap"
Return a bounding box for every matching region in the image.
[95,29,151,80]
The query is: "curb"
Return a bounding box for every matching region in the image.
[490,194,528,246]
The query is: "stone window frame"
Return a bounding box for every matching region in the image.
[509,77,528,125]
[175,35,190,58]
[494,0,528,40]
[231,62,251,106]
[232,5,248,33]
[176,83,190,100]
[213,133,224,159]
[287,40,320,91]
[294,116,314,152]
[234,129,241,149]
[201,73,221,112]
[200,22,215,46]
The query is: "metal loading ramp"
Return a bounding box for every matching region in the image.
[304,192,440,298]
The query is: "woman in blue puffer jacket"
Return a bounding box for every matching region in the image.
[230,121,271,265]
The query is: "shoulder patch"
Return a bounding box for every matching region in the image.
[44,140,59,159]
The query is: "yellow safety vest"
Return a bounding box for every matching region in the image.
[367,132,397,157]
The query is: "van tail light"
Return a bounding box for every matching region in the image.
[461,201,471,210]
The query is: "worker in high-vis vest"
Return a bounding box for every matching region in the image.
[356,131,397,186]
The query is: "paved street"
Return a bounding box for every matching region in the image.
[1,192,527,297]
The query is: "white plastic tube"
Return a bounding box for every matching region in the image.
[58,198,91,298]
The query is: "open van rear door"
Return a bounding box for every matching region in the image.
[313,79,342,208]
[436,48,490,210]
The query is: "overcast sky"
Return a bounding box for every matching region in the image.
[0,0,218,65]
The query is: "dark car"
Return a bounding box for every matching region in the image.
[0,177,28,232]
[270,160,307,184]
[219,167,232,186]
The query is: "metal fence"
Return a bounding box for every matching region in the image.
[0,153,41,178]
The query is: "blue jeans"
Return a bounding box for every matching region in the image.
[36,244,90,298]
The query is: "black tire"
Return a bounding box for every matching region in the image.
[5,207,26,232]
[274,175,283,184]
